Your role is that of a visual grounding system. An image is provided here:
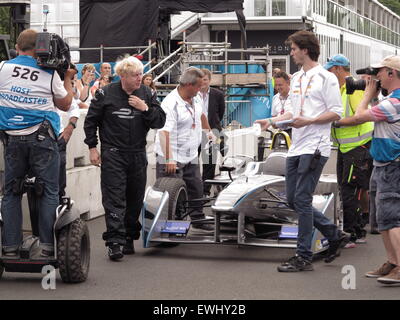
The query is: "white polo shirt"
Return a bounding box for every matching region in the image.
[155,88,203,164]
[286,64,342,157]
[271,92,291,117]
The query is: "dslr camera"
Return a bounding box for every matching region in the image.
[345,67,388,96]
[35,32,74,80]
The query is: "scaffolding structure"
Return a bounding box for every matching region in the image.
[71,32,272,127]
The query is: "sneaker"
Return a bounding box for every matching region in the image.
[365,261,397,278]
[40,249,54,257]
[122,238,135,255]
[277,255,314,272]
[108,243,123,261]
[324,232,347,263]
[355,237,367,244]
[344,241,356,249]
[377,266,400,284]
[2,250,18,257]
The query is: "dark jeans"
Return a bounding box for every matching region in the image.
[101,148,147,246]
[27,136,67,237]
[286,154,339,261]
[1,134,59,252]
[337,145,372,237]
[156,156,203,218]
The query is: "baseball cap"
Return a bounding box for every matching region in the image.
[323,54,350,70]
[371,55,400,72]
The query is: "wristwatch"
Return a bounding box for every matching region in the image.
[68,121,77,129]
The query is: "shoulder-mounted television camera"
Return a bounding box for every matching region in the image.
[34,5,75,80]
[35,32,74,80]
[345,67,388,96]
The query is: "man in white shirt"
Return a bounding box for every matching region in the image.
[256,30,346,272]
[271,71,292,136]
[271,71,291,117]
[155,67,213,231]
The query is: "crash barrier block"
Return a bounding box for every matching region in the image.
[62,110,92,169]
[65,165,102,219]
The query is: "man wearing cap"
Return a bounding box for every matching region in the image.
[325,54,374,248]
[335,55,400,285]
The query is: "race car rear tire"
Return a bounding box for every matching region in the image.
[154,177,188,220]
[57,218,90,283]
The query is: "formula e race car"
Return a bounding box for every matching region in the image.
[141,131,342,256]
[0,177,90,283]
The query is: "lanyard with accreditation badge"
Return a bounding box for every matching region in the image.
[298,73,315,115]
[184,101,196,129]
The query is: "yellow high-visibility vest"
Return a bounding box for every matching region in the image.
[331,82,374,153]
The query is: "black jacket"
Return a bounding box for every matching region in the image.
[84,82,166,151]
[207,87,225,131]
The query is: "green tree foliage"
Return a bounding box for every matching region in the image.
[0,7,10,35]
[378,0,400,16]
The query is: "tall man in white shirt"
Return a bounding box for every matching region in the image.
[155,67,213,231]
[256,30,346,272]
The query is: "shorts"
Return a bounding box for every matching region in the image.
[372,161,400,231]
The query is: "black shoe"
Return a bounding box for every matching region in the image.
[324,233,347,263]
[370,228,380,235]
[108,243,123,261]
[277,255,314,272]
[361,212,369,226]
[40,249,54,257]
[122,238,135,255]
[190,223,214,234]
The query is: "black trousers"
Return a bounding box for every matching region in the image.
[201,135,225,195]
[337,144,372,237]
[57,137,67,202]
[101,148,147,246]
[156,156,204,218]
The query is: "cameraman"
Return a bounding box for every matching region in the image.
[325,54,374,247]
[335,55,400,285]
[0,29,76,257]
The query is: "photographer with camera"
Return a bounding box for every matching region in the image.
[334,55,400,285]
[325,54,374,248]
[90,62,113,97]
[256,31,346,272]
[0,29,76,257]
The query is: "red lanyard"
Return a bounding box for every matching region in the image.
[184,102,196,129]
[298,73,315,115]
[279,95,288,115]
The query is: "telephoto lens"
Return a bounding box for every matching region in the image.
[355,67,380,75]
[345,77,366,94]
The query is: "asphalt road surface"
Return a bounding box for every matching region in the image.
[0,216,398,300]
